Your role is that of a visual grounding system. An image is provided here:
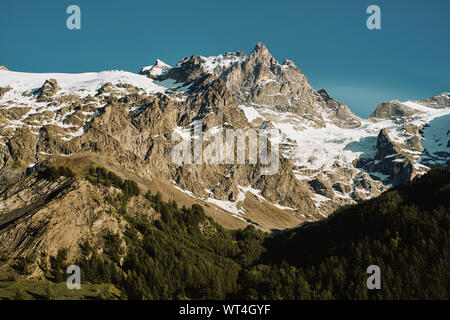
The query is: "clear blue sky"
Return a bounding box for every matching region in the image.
[1,0,449,118]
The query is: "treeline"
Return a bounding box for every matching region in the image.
[85,166,140,216]
[40,166,75,181]
[255,167,450,299]
[45,168,449,300]
[85,166,140,198]
[75,196,266,299]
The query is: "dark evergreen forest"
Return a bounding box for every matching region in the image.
[47,167,450,300]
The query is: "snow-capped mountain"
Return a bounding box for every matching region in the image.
[0,43,448,231]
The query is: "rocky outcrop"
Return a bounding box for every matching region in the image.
[370,100,418,120]
[308,176,334,199]
[0,66,7,71]
[0,86,11,98]
[0,173,159,276]
[358,129,415,186]
[350,172,385,201]
[375,128,399,160]
[158,55,206,85]
[6,127,38,164]
[317,89,361,128]
[139,59,171,79]
[418,92,450,108]
[216,43,361,130]
[36,79,60,102]
[332,181,351,194]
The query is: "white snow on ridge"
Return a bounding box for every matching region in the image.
[400,100,450,123]
[155,59,172,69]
[0,68,195,136]
[141,59,171,72]
[141,59,172,77]
[0,69,190,142]
[178,183,299,217]
[273,203,297,211]
[0,69,171,97]
[401,101,432,113]
[239,105,261,123]
[60,127,85,141]
[206,189,246,215]
[239,185,266,202]
[311,193,332,208]
[239,99,449,176]
[200,54,247,75]
[421,114,450,158]
[273,119,394,171]
[173,184,195,198]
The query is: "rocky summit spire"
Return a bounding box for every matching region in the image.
[154,59,171,69]
[251,42,270,57]
[139,59,172,79]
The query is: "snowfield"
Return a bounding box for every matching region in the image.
[0,69,174,97]
[239,100,450,173]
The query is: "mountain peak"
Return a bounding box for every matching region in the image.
[154,59,171,68]
[139,59,171,78]
[251,42,270,56]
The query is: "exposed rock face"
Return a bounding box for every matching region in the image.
[0,66,7,71]
[0,174,158,275]
[370,100,417,119]
[418,92,450,108]
[375,128,399,160]
[316,89,362,128]
[0,86,11,98]
[0,43,448,237]
[6,127,38,163]
[357,129,416,186]
[332,181,351,194]
[374,129,415,185]
[139,59,172,79]
[219,43,361,129]
[308,176,334,199]
[36,79,60,102]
